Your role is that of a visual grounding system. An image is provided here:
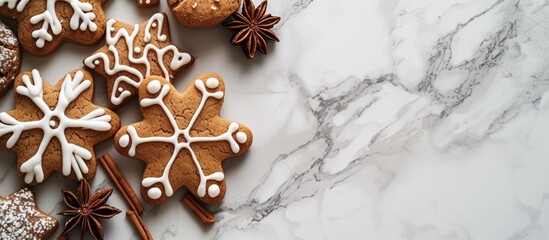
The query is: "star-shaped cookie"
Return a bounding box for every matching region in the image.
[114,73,253,205]
[0,188,59,240]
[84,13,194,110]
[0,69,120,185]
[0,0,108,56]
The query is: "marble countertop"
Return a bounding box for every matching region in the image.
[1,0,549,239]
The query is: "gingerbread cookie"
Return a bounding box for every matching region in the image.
[0,69,120,184]
[137,0,159,7]
[0,20,20,96]
[0,188,59,240]
[0,0,108,56]
[114,73,253,205]
[84,13,193,110]
[168,0,241,28]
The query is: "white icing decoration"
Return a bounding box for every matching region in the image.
[205,78,219,89]
[0,0,98,48]
[134,47,141,53]
[208,184,220,198]
[84,13,191,106]
[236,131,247,144]
[94,60,99,65]
[147,80,161,94]
[0,70,113,183]
[0,0,30,12]
[118,87,124,92]
[119,134,130,148]
[121,79,245,199]
[147,187,162,200]
[143,14,166,42]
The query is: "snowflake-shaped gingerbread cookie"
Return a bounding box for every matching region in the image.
[0,0,108,56]
[0,69,120,184]
[84,13,193,110]
[114,73,253,205]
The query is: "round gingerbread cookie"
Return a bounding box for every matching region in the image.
[168,0,241,28]
[0,20,20,97]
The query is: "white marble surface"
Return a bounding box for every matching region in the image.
[1,0,549,239]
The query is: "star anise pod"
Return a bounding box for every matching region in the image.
[224,0,281,59]
[59,179,121,240]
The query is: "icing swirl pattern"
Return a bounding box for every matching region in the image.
[85,13,193,109]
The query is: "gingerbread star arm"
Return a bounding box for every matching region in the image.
[0,69,46,148]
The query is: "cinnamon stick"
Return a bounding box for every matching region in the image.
[181,194,215,226]
[56,234,68,240]
[99,153,144,214]
[127,211,153,240]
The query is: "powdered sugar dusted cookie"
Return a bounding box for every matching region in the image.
[0,0,108,56]
[168,0,241,28]
[0,20,20,97]
[0,188,59,240]
[84,13,193,109]
[114,73,253,205]
[0,69,120,185]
